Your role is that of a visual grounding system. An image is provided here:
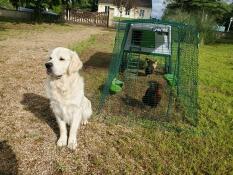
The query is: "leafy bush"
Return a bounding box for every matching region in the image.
[0,0,14,9]
[52,5,63,14]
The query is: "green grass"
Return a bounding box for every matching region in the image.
[0,21,78,41]
[0,22,230,174]
[114,17,134,21]
[70,35,97,54]
[71,32,233,174]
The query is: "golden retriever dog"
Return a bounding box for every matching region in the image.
[45,47,92,150]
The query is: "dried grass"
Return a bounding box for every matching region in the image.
[1,22,232,175]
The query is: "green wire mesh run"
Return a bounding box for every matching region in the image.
[99,19,199,125]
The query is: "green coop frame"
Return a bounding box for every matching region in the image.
[99,19,199,125]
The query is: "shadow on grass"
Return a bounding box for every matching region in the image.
[0,140,18,175]
[83,52,112,69]
[21,93,59,137]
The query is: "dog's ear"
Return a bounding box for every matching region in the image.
[68,51,83,75]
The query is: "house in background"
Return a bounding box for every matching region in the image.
[98,0,152,19]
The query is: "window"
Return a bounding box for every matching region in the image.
[125,9,130,15]
[132,30,142,46]
[105,6,109,13]
[139,9,145,17]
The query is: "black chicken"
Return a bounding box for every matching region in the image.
[142,81,161,107]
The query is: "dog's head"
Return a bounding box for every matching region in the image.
[45,47,83,78]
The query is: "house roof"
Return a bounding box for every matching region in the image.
[99,0,152,8]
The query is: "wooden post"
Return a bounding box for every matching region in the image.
[107,8,114,28]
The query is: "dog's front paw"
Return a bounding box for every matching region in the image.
[57,136,67,147]
[68,138,77,150]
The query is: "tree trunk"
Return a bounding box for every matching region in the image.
[202,8,205,22]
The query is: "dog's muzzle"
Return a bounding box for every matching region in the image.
[45,62,53,74]
[45,62,53,69]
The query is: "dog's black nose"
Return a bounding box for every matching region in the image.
[45,62,53,69]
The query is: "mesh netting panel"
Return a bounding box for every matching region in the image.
[176,26,199,124]
[99,22,129,108]
[99,19,199,125]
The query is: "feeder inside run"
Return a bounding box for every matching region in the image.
[100,19,199,125]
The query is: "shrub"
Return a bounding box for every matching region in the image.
[163,9,217,44]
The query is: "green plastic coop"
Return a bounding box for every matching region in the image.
[99,19,199,125]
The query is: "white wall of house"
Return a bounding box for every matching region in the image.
[98,3,151,19]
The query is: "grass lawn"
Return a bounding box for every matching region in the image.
[114,17,134,21]
[0,21,76,41]
[0,22,232,174]
[72,33,233,174]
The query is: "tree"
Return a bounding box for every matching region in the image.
[9,0,61,11]
[70,0,98,11]
[166,0,231,23]
[9,0,98,12]
[9,0,19,9]
[221,3,233,30]
[112,0,136,18]
[0,0,13,9]
[113,0,135,11]
[163,0,233,43]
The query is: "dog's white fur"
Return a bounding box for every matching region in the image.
[45,47,92,150]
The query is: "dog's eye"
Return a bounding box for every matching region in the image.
[49,57,52,60]
[60,57,65,61]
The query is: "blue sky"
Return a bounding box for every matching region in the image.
[152,0,233,19]
[225,0,233,3]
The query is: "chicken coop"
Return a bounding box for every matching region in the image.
[99,19,199,125]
